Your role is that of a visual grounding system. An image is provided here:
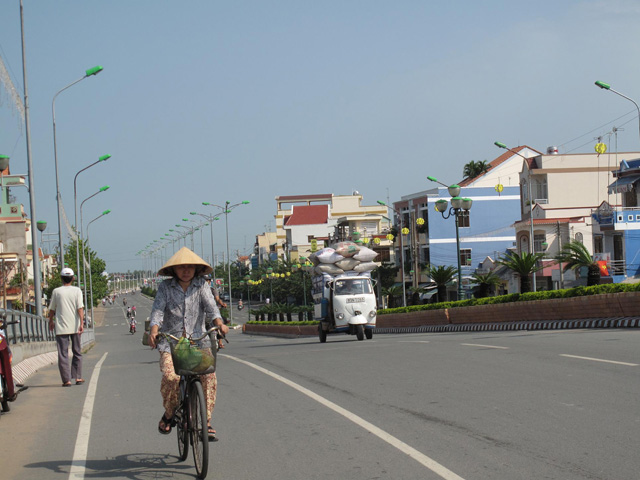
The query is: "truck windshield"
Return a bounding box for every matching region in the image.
[334,279,372,296]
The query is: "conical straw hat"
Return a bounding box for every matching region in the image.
[158,247,213,276]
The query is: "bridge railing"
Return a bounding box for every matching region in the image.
[3,309,55,344]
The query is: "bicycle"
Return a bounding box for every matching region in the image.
[159,326,222,479]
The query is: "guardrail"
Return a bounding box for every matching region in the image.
[3,309,55,344]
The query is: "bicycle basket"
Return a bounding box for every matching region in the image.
[169,335,217,376]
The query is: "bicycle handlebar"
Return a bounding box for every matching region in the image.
[159,325,221,344]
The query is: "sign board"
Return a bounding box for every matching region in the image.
[215,278,223,286]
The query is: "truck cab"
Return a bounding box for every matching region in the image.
[314,274,377,342]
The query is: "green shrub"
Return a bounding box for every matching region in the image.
[378,282,640,315]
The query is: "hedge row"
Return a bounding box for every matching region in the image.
[379,282,640,315]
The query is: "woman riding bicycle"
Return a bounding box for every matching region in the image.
[148,247,229,440]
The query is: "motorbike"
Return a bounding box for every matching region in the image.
[0,316,19,413]
[129,321,136,334]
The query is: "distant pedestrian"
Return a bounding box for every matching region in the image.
[48,267,85,387]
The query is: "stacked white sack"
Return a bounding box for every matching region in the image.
[310,241,378,277]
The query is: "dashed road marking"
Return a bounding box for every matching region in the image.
[560,354,638,367]
[460,343,509,350]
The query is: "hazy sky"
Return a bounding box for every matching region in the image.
[1,1,640,273]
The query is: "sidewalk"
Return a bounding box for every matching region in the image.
[11,305,106,385]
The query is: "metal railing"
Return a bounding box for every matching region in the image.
[2,309,55,344]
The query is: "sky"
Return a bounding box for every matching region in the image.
[1,0,640,273]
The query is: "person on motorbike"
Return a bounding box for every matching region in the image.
[126,306,132,319]
[129,315,137,333]
[131,306,136,318]
[204,274,227,349]
[148,248,229,441]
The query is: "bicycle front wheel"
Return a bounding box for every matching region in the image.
[176,407,189,461]
[190,380,209,479]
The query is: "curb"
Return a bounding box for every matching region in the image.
[374,317,640,335]
[12,351,58,386]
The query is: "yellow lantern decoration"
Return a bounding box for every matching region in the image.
[401,227,409,235]
[362,237,370,244]
[416,217,425,225]
[595,143,607,155]
[386,233,394,241]
[495,184,504,194]
[374,237,381,244]
[286,271,291,277]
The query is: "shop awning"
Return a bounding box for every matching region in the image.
[608,175,640,194]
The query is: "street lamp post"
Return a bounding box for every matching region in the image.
[86,209,110,328]
[79,185,110,303]
[18,3,44,317]
[595,81,640,142]
[377,200,407,307]
[494,141,537,292]
[244,275,251,323]
[266,267,274,302]
[52,65,104,268]
[73,154,111,286]
[190,212,220,268]
[427,177,473,300]
[203,200,250,325]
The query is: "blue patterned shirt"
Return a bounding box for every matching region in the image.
[150,276,221,353]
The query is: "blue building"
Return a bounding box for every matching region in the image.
[593,157,640,281]
[394,146,539,299]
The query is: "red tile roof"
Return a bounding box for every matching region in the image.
[284,205,329,226]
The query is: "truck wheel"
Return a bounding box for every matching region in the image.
[356,324,364,341]
[365,329,373,340]
[319,324,327,343]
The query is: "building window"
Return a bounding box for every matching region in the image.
[593,235,603,254]
[575,232,583,243]
[534,234,546,253]
[532,175,548,202]
[374,247,390,262]
[460,248,472,266]
[458,210,470,228]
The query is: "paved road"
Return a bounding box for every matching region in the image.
[3,295,640,479]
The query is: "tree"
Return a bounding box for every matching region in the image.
[382,285,403,308]
[463,160,491,180]
[44,240,108,307]
[497,251,545,293]
[426,265,458,302]
[471,270,501,298]
[375,262,400,291]
[555,240,601,286]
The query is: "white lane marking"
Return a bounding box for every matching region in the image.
[460,343,509,350]
[224,354,465,480]
[68,352,109,480]
[560,354,638,367]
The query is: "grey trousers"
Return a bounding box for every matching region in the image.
[56,334,82,384]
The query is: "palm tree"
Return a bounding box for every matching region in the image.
[426,265,458,302]
[463,160,491,180]
[555,240,601,286]
[382,285,403,308]
[497,251,545,293]
[408,285,425,305]
[471,270,501,298]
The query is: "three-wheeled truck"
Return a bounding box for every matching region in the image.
[313,273,377,342]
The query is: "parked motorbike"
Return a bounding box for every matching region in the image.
[0,316,19,412]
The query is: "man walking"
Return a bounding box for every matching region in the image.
[48,267,85,387]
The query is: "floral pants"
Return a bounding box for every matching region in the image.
[159,352,217,422]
